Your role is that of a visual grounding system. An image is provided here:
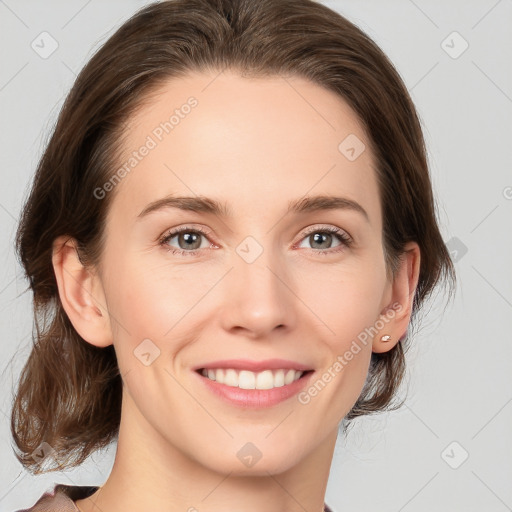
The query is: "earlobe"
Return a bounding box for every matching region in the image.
[373,241,421,354]
[51,235,113,348]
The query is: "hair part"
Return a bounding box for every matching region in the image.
[11,0,455,473]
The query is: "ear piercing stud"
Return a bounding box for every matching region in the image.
[380,334,391,342]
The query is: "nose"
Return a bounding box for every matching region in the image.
[218,248,297,339]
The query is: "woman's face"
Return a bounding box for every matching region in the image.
[90,70,404,474]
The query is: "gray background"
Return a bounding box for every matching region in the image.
[1,1,511,511]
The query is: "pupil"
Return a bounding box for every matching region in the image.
[181,232,200,249]
[311,232,331,249]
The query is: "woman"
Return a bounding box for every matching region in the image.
[11,0,455,511]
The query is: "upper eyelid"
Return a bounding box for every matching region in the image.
[301,224,350,237]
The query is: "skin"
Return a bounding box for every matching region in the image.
[53,70,420,512]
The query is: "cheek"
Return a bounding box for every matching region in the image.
[299,272,380,418]
[105,239,387,359]
[295,258,387,335]
[295,258,385,400]
[105,253,214,343]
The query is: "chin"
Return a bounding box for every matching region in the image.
[198,441,305,476]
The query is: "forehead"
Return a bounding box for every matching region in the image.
[109,70,380,225]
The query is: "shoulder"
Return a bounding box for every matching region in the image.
[13,483,99,512]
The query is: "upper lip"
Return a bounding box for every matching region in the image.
[194,359,313,373]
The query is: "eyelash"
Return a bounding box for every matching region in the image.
[158,225,353,257]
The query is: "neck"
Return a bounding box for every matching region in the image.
[76,389,337,512]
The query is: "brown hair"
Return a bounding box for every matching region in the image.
[11,0,455,473]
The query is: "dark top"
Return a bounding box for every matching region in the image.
[15,484,334,511]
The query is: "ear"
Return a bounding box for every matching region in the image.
[51,235,113,348]
[372,241,421,354]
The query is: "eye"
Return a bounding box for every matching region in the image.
[296,225,352,255]
[158,224,352,257]
[159,225,214,256]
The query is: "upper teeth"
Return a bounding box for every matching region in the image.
[200,368,305,389]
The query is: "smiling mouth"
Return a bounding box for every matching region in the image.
[195,368,314,390]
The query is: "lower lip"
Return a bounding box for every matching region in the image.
[194,370,314,408]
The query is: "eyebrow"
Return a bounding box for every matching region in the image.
[137,194,369,222]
